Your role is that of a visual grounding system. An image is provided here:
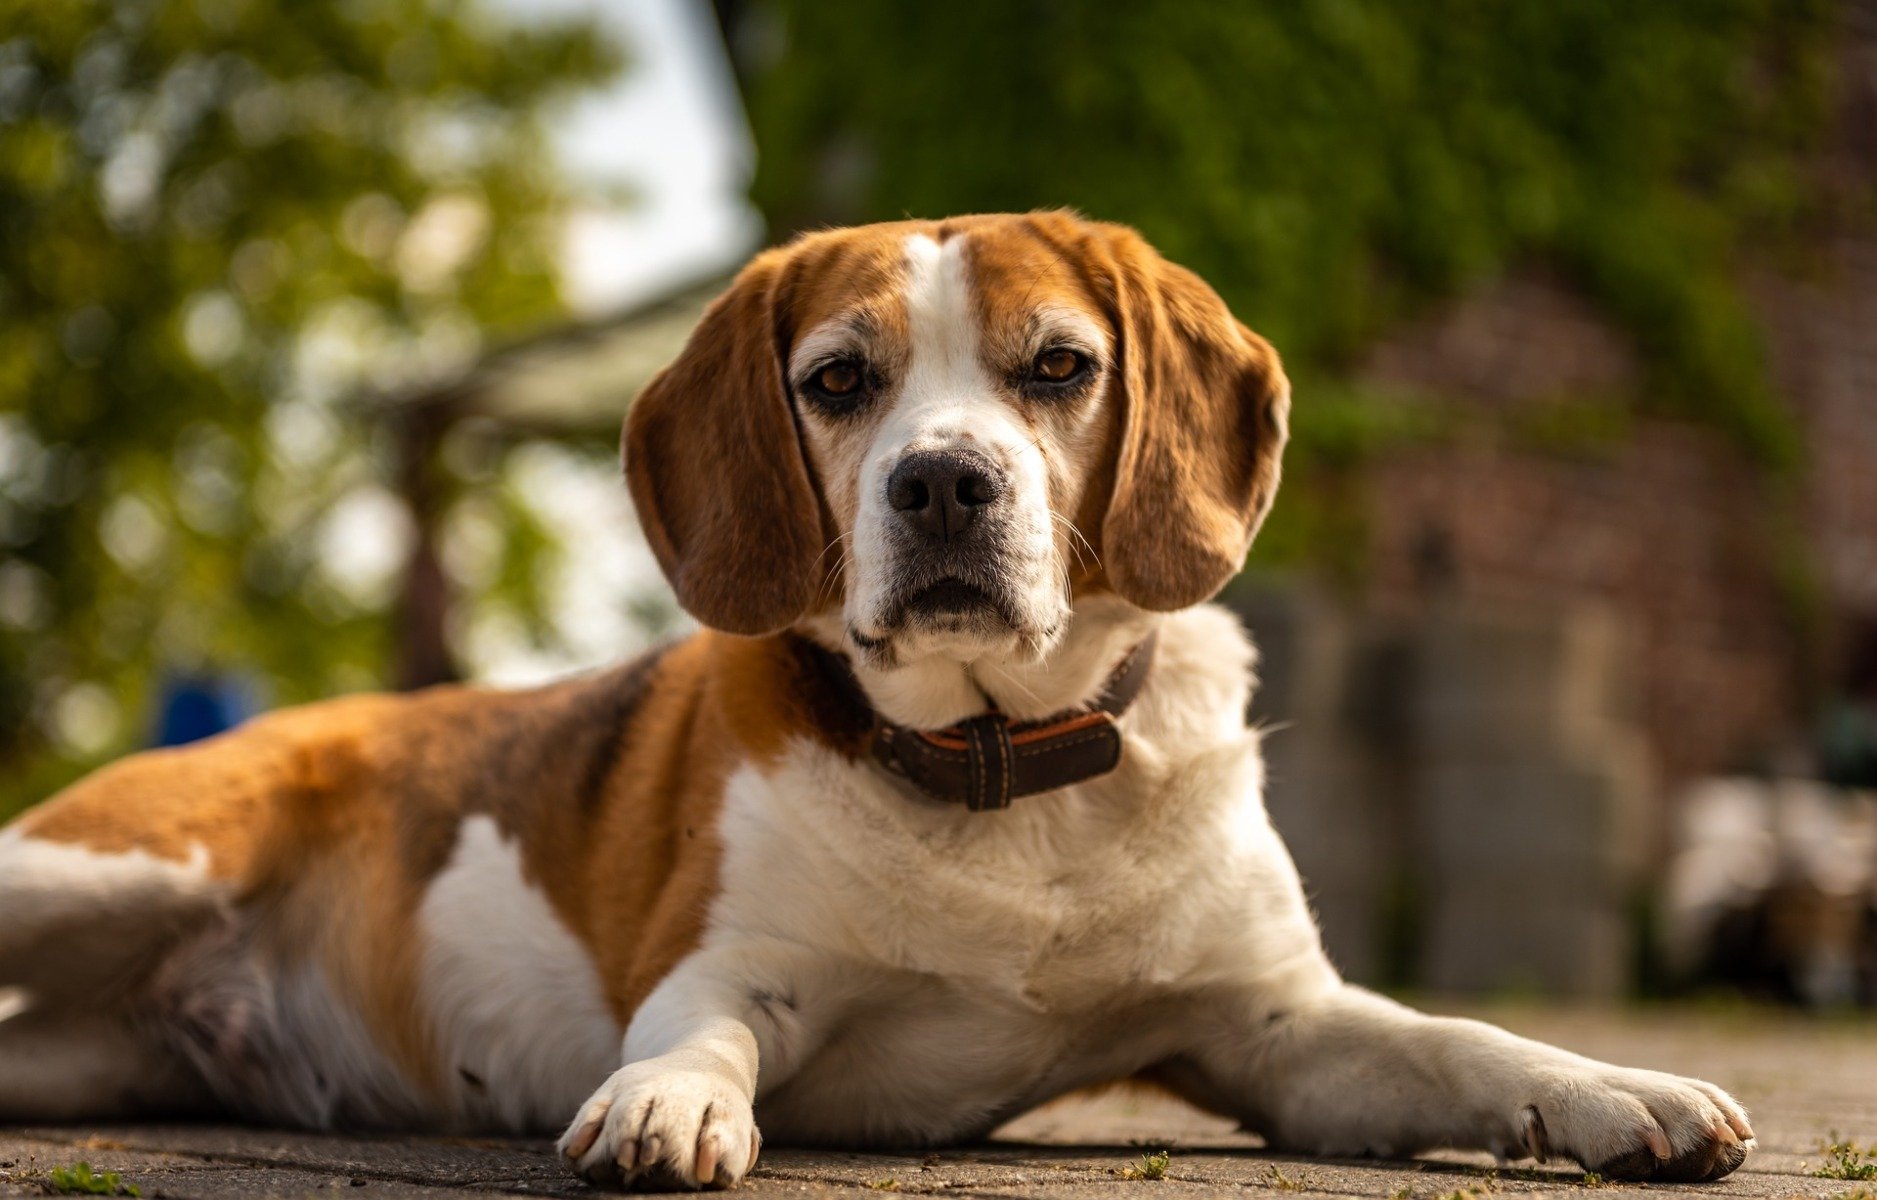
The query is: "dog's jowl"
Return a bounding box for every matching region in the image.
[0,213,1751,1190]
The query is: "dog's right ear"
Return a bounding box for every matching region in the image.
[625,249,831,635]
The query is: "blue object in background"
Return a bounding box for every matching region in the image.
[154,674,260,747]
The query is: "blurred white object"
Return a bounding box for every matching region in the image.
[1664,777,1877,1006]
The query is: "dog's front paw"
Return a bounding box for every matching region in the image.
[1519,1066,1754,1182]
[558,1062,760,1191]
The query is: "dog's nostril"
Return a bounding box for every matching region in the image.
[890,476,931,513]
[956,471,999,507]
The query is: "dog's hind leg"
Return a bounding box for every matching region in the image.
[0,999,214,1122]
[0,827,225,1002]
[0,827,230,1120]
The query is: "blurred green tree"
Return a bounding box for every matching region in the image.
[0,0,618,814]
[731,0,1836,476]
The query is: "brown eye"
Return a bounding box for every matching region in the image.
[1032,348,1087,384]
[809,361,863,398]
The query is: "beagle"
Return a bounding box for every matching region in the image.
[0,212,1752,1190]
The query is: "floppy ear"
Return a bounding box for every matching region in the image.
[1096,227,1290,611]
[624,250,830,635]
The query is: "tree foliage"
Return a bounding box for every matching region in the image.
[0,0,616,810]
[740,0,1837,471]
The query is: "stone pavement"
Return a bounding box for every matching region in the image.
[2,1005,1873,1200]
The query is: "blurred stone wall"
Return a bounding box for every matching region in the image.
[1245,221,1877,994]
[1235,25,1877,986]
[1236,587,1650,998]
[1356,288,1797,793]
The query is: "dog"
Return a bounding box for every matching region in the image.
[0,212,1752,1190]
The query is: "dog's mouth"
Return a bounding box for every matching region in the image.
[904,579,997,616]
[876,574,1022,635]
[851,569,1064,666]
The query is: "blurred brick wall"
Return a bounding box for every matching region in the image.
[1795,0,1877,620]
[1356,284,1790,788]
[1342,8,1877,795]
[1351,228,1877,790]
[1757,235,1877,618]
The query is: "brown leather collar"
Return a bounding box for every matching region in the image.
[801,634,1158,811]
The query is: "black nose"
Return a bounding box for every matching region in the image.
[887,449,1004,543]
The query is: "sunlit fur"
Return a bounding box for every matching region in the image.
[0,213,1752,1192]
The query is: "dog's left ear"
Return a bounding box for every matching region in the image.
[624,248,831,635]
[1093,224,1290,611]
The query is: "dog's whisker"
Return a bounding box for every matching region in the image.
[817,549,856,603]
[1049,509,1100,572]
[979,658,1046,710]
[811,530,856,573]
[811,531,859,602]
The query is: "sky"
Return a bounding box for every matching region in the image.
[508,0,763,316]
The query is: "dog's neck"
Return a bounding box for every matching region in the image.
[799,594,1160,730]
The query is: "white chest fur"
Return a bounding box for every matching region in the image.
[681,607,1331,1145]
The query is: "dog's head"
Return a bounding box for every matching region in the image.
[626,211,1288,667]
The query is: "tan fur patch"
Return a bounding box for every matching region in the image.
[11,642,795,1094]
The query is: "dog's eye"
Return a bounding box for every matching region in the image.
[1031,348,1088,385]
[806,360,865,401]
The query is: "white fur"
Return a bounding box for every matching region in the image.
[0,828,214,957]
[418,815,622,1132]
[681,608,1327,1141]
[564,604,1754,1183]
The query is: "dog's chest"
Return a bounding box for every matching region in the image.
[754,962,1179,1146]
[717,746,1239,1002]
[705,736,1271,1142]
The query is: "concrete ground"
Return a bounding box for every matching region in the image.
[2,1004,1873,1200]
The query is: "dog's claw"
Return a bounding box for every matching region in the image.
[1518,1105,1550,1164]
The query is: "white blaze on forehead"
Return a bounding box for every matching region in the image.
[879,231,1016,465]
[901,233,981,396]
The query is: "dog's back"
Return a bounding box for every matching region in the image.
[0,634,765,1130]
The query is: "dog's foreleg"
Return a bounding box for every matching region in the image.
[1164,984,1753,1182]
[557,939,840,1191]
